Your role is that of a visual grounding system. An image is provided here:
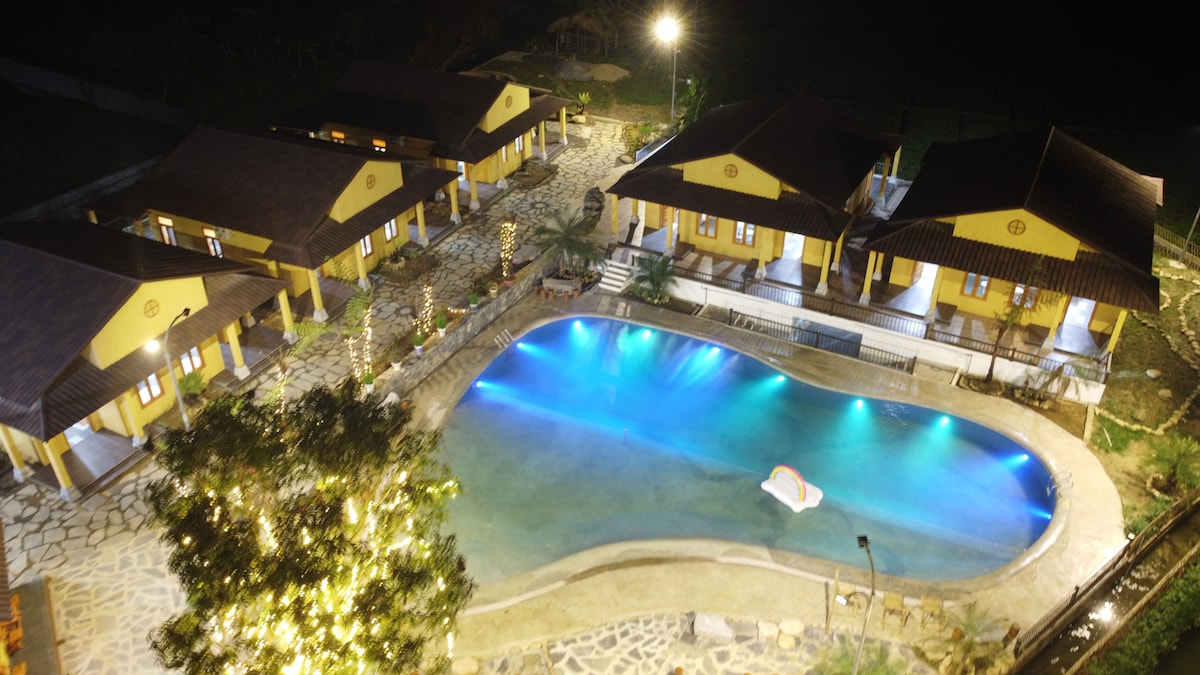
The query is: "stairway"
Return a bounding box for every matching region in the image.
[596,260,632,294]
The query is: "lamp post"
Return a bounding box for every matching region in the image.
[654,16,680,125]
[150,307,192,432]
[852,535,876,675]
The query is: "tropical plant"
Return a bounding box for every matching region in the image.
[468,292,479,306]
[918,602,1008,674]
[986,256,1058,383]
[630,253,677,304]
[679,74,711,128]
[817,632,908,675]
[1146,432,1200,495]
[177,370,205,398]
[413,332,426,347]
[436,312,448,330]
[290,257,376,379]
[145,382,474,674]
[532,208,604,279]
[575,91,591,114]
[360,370,375,385]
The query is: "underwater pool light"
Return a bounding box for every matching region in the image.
[939,416,950,426]
[855,399,864,410]
[641,329,653,340]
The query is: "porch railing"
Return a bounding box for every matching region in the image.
[927,329,1109,384]
[1154,225,1200,272]
[729,309,917,374]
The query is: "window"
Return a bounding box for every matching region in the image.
[360,235,374,257]
[962,272,990,299]
[734,221,756,246]
[515,135,524,153]
[331,129,346,144]
[160,224,177,246]
[179,346,203,374]
[696,213,717,238]
[136,373,164,405]
[372,138,386,152]
[1012,284,1039,308]
[384,218,399,242]
[501,145,508,162]
[204,230,223,257]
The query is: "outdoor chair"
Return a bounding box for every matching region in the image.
[881,591,910,629]
[831,569,862,619]
[920,595,948,632]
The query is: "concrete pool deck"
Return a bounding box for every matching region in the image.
[407,291,1128,669]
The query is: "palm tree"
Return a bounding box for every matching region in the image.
[920,602,1008,674]
[533,208,604,279]
[630,253,677,304]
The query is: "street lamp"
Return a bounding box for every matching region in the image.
[146,307,192,432]
[852,535,876,675]
[654,15,680,125]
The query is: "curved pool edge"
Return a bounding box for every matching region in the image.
[407,294,1128,657]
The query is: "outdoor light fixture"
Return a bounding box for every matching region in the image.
[852,534,876,675]
[146,307,193,432]
[654,15,681,124]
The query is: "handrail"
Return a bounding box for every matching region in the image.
[729,309,917,374]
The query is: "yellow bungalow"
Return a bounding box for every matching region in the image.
[271,61,571,235]
[863,127,1160,357]
[94,126,459,329]
[606,93,903,293]
[0,222,288,501]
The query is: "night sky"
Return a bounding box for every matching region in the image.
[3,1,1196,214]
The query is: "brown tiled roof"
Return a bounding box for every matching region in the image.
[608,167,850,240]
[92,127,453,268]
[273,61,570,164]
[624,93,902,211]
[866,219,1160,313]
[0,222,287,439]
[269,163,459,267]
[884,128,1157,276]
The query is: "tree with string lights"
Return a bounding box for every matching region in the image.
[145,380,474,674]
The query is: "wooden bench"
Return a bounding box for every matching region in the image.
[540,277,582,299]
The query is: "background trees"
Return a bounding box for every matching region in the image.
[146,381,473,674]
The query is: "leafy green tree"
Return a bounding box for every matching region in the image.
[146,381,474,674]
[630,253,678,304]
[817,632,908,674]
[920,602,1007,675]
[533,208,605,278]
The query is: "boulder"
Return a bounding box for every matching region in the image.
[777,633,796,650]
[692,612,734,642]
[779,619,804,636]
[554,59,593,81]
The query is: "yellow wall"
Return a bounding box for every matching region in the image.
[1090,303,1123,333]
[150,210,273,255]
[934,267,1060,327]
[479,84,530,133]
[88,278,208,370]
[681,155,781,200]
[953,209,1080,261]
[888,257,918,287]
[329,161,406,223]
[94,400,128,436]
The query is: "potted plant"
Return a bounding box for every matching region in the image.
[413,332,425,355]
[390,346,404,371]
[436,312,449,337]
[360,370,376,394]
[487,280,500,298]
[469,292,479,309]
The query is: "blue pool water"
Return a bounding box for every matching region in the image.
[441,318,1055,584]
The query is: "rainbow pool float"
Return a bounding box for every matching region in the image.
[761,464,823,513]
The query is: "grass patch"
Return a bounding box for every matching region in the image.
[1092,416,1142,454]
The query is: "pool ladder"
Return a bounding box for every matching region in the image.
[493,329,515,349]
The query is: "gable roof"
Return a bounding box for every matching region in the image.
[622,93,903,210]
[273,61,570,164]
[94,127,457,268]
[0,222,288,439]
[883,128,1157,275]
[868,128,1159,312]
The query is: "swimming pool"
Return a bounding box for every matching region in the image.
[441,317,1055,584]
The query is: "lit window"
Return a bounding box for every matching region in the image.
[734,221,756,246]
[372,138,386,152]
[501,145,508,162]
[1012,284,1038,308]
[360,235,374,257]
[515,135,524,153]
[331,129,346,144]
[384,218,399,242]
[160,224,177,246]
[137,373,163,405]
[157,216,174,227]
[963,272,990,299]
[179,346,203,374]
[696,213,717,238]
[205,233,223,258]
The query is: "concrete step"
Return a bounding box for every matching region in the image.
[597,260,632,294]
